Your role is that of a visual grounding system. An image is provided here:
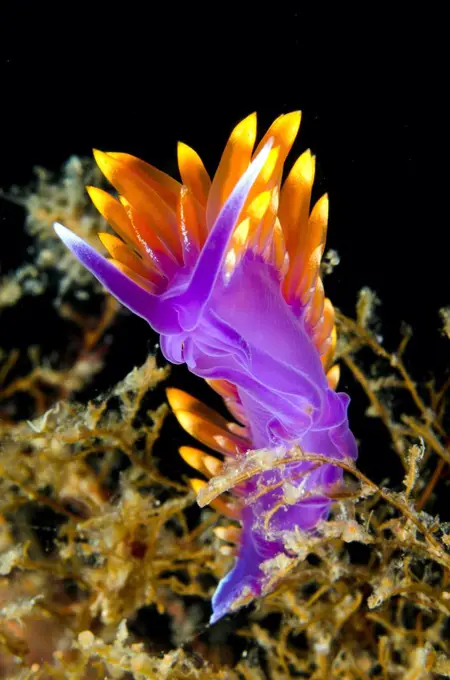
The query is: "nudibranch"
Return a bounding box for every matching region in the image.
[54,112,357,623]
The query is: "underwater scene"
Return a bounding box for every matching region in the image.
[0,15,448,679]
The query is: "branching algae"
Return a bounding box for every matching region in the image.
[0,114,449,678]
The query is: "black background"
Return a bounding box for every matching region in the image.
[0,5,448,492]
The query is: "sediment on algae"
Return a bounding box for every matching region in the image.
[0,159,449,678]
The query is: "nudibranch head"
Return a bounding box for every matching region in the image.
[54,112,358,623]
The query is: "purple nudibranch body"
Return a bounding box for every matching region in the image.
[54,112,358,623]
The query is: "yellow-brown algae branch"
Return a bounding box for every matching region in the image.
[196,445,450,569]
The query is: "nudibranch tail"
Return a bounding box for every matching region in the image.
[54,112,358,623]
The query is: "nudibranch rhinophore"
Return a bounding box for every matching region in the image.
[54,112,357,623]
